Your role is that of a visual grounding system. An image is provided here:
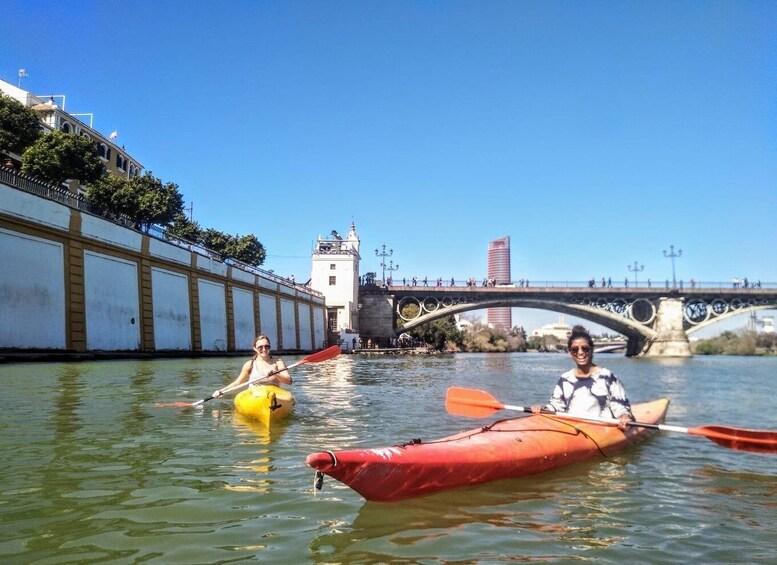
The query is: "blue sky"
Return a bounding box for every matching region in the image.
[3,1,776,335]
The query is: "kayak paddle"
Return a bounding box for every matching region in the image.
[445,386,777,455]
[156,345,341,408]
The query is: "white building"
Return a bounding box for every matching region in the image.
[531,315,572,341]
[0,77,144,191]
[310,223,361,338]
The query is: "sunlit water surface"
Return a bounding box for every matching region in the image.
[1,353,775,563]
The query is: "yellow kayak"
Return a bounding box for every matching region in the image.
[234,385,295,428]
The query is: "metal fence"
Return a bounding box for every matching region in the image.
[0,166,322,297]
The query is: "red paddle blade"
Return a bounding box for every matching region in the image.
[302,344,341,364]
[445,387,504,418]
[154,401,196,408]
[690,426,777,454]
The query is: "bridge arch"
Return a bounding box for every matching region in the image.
[395,297,657,356]
[372,286,777,357]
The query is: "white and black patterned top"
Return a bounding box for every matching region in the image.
[544,367,633,419]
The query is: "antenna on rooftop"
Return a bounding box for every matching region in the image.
[18,69,28,87]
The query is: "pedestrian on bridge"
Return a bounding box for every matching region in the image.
[530,325,634,431]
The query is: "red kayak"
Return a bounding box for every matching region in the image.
[306,398,670,502]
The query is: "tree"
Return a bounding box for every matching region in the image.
[86,170,184,232]
[85,174,131,216]
[166,212,202,243]
[0,92,42,156]
[200,228,231,257]
[226,234,266,266]
[128,172,184,232]
[410,316,462,351]
[21,131,103,186]
[200,229,266,267]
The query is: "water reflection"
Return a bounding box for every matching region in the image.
[1,354,775,564]
[310,449,646,561]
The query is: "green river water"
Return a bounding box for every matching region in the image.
[0,353,775,564]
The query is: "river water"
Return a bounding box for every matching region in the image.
[0,353,775,564]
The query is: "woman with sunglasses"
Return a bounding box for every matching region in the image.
[530,325,634,430]
[212,335,292,399]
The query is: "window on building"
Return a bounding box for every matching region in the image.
[98,144,108,160]
[60,122,71,133]
[329,276,336,286]
[330,264,336,270]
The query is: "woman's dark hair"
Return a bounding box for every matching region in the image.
[567,325,594,350]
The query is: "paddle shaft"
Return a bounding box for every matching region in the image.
[193,359,300,406]
[191,345,341,407]
[448,387,776,454]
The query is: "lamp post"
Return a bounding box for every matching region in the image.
[385,260,399,285]
[375,244,393,285]
[627,261,644,287]
[663,245,682,287]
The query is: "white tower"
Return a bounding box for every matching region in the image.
[310,223,361,336]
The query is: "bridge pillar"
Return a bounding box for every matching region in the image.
[358,291,395,347]
[643,297,692,357]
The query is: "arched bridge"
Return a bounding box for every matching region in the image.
[357,284,777,357]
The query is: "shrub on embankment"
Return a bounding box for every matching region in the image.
[692,330,777,356]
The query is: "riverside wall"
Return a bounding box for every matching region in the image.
[0,180,326,359]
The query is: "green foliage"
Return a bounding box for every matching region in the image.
[86,172,183,231]
[86,174,131,215]
[462,322,527,352]
[692,330,777,356]
[201,228,231,256]
[527,334,564,352]
[0,93,42,155]
[166,212,202,243]
[200,228,266,267]
[228,234,266,266]
[409,316,463,352]
[21,131,103,186]
[129,172,184,231]
[86,171,184,232]
[693,340,724,355]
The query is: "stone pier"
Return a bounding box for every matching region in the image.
[642,297,692,357]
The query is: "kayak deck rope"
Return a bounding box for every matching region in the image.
[392,415,608,456]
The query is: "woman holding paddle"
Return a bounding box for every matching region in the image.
[531,325,634,430]
[212,335,291,399]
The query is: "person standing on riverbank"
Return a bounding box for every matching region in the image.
[531,325,634,430]
[212,335,291,398]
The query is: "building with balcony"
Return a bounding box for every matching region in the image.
[0,78,143,193]
[310,223,361,343]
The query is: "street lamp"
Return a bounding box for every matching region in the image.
[375,244,393,284]
[663,245,682,287]
[627,261,644,287]
[385,260,399,285]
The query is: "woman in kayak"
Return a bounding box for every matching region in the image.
[531,325,634,430]
[212,335,292,398]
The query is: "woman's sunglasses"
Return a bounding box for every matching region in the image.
[256,345,271,350]
[569,345,591,355]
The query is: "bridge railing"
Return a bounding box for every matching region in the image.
[371,279,776,290]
